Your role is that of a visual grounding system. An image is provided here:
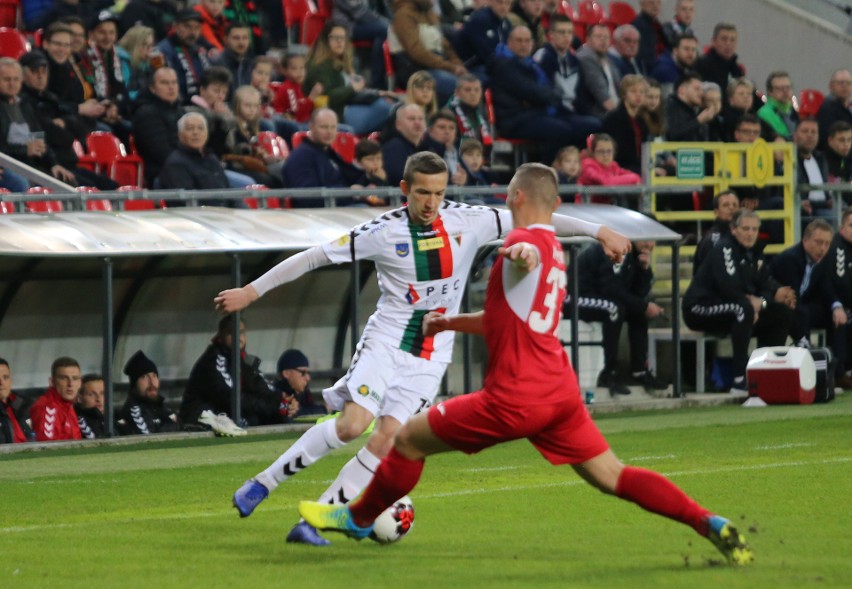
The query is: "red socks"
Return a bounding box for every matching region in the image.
[349,447,424,528]
[615,466,711,536]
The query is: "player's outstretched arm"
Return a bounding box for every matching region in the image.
[498,242,540,272]
[422,311,485,337]
[212,247,332,314]
[550,214,630,262]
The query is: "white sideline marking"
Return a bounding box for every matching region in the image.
[1,456,849,535]
[753,442,816,450]
[626,454,677,462]
[463,466,521,473]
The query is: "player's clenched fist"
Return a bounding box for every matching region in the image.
[498,242,539,272]
[422,311,450,337]
[214,285,259,314]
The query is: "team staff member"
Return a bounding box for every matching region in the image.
[220,152,631,546]
[299,163,753,566]
[808,208,852,385]
[683,210,795,394]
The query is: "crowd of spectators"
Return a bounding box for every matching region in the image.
[1,0,849,210]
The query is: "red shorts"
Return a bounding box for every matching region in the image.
[427,391,609,465]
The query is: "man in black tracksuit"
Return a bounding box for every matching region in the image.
[807,207,852,385]
[683,210,795,393]
[693,191,739,274]
[565,240,667,395]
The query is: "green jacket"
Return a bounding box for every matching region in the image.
[757,97,796,140]
[304,60,356,120]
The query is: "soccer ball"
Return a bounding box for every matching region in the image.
[369,495,414,544]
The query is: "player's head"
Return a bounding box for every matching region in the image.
[79,374,105,411]
[123,350,160,401]
[506,163,560,219]
[401,152,449,226]
[50,356,82,402]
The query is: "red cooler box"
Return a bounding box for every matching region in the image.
[746,347,816,404]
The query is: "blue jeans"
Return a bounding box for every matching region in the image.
[225,169,255,188]
[352,18,389,89]
[0,168,30,193]
[429,69,458,106]
[344,99,393,135]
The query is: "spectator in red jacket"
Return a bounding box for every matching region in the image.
[273,52,322,124]
[578,133,641,206]
[1,358,33,444]
[29,356,83,442]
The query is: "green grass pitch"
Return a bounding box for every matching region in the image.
[2,396,851,589]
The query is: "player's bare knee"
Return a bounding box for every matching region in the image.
[334,410,374,442]
[364,430,394,458]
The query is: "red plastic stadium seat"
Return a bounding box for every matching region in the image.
[607,1,636,28]
[283,0,318,42]
[798,89,825,118]
[573,1,608,42]
[291,130,309,149]
[382,40,400,92]
[86,131,144,186]
[73,139,97,171]
[556,0,575,20]
[0,27,29,59]
[0,0,17,28]
[333,131,357,163]
[484,89,531,167]
[25,187,63,213]
[0,201,14,214]
[301,12,326,46]
[255,131,290,159]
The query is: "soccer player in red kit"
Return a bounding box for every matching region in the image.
[300,163,753,565]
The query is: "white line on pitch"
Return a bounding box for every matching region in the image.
[752,442,816,450]
[1,456,849,535]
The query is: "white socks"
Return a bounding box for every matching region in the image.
[256,418,345,492]
[318,447,382,505]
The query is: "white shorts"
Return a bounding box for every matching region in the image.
[322,337,448,424]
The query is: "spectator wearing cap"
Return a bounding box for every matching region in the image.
[19,50,119,190]
[179,315,290,428]
[156,9,212,104]
[119,0,179,43]
[79,11,130,107]
[276,349,325,416]
[117,350,179,436]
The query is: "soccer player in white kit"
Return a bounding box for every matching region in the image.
[216,152,630,545]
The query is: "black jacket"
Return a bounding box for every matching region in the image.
[602,103,648,174]
[684,234,779,308]
[20,85,79,169]
[179,343,279,425]
[75,405,107,439]
[576,242,653,317]
[664,95,708,142]
[0,96,57,171]
[694,48,745,96]
[156,144,230,194]
[131,89,185,186]
[693,220,730,275]
[809,233,852,309]
[816,95,852,152]
[797,151,831,202]
[488,50,559,133]
[631,11,664,73]
[119,0,178,42]
[1,394,33,444]
[770,241,818,301]
[117,391,178,435]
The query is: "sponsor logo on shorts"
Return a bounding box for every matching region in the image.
[336,234,350,247]
[357,384,370,397]
[356,384,382,405]
[396,243,410,257]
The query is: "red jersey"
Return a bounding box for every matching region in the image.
[482,225,577,405]
[29,387,82,442]
[272,80,314,122]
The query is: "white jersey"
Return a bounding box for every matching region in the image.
[322,201,513,363]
